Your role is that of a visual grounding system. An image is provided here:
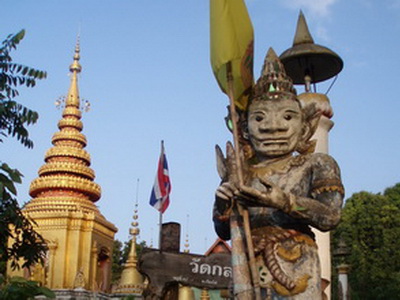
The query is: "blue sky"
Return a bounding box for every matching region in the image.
[1,0,400,254]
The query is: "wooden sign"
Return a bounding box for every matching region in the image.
[138,248,232,297]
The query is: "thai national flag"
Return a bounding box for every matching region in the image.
[149,142,171,214]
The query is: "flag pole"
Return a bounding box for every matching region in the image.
[158,211,162,250]
[226,62,262,300]
[158,140,165,250]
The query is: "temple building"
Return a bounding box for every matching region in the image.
[8,40,118,294]
[7,39,232,300]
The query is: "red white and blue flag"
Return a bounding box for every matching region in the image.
[149,141,171,214]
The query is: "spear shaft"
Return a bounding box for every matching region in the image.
[226,62,262,300]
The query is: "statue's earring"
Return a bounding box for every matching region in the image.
[301,124,310,141]
[296,124,316,154]
[242,131,249,140]
[241,120,249,140]
[240,121,256,160]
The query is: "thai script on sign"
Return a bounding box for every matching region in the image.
[189,257,232,278]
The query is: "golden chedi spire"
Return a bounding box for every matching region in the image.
[115,182,144,295]
[10,39,117,293]
[25,38,101,215]
[183,214,190,253]
[183,232,190,253]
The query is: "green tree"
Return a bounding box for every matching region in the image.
[0,276,54,300]
[0,30,45,148]
[111,240,124,284]
[383,183,400,207]
[332,186,400,300]
[0,29,47,275]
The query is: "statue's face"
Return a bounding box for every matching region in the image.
[247,98,304,160]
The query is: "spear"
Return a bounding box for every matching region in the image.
[210,0,261,298]
[226,62,261,300]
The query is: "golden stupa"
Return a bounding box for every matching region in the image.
[114,200,144,295]
[10,40,117,292]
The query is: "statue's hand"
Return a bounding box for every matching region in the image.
[238,178,292,212]
[216,182,237,202]
[214,182,237,222]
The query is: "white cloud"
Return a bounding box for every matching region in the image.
[278,0,340,42]
[280,0,338,17]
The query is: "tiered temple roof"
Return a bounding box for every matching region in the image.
[25,41,103,216]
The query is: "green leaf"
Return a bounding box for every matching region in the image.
[0,173,17,195]
[0,30,47,274]
[37,286,56,298]
[13,30,25,44]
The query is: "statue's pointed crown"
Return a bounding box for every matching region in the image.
[251,47,297,103]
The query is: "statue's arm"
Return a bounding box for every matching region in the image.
[289,190,343,231]
[237,154,344,231]
[287,154,344,231]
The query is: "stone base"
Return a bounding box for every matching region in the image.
[109,293,143,299]
[35,289,121,300]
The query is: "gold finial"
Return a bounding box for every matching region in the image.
[128,179,141,256]
[70,35,82,73]
[183,214,190,253]
[183,235,190,253]
[66,36,82,108]
[55,38,90,112]
[129,180,140,238]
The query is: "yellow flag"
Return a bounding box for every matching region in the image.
[210,0,254,110]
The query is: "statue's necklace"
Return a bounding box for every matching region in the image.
[249,154,309,178]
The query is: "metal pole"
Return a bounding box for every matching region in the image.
[158,141,164,250]
[159,211,163,250]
